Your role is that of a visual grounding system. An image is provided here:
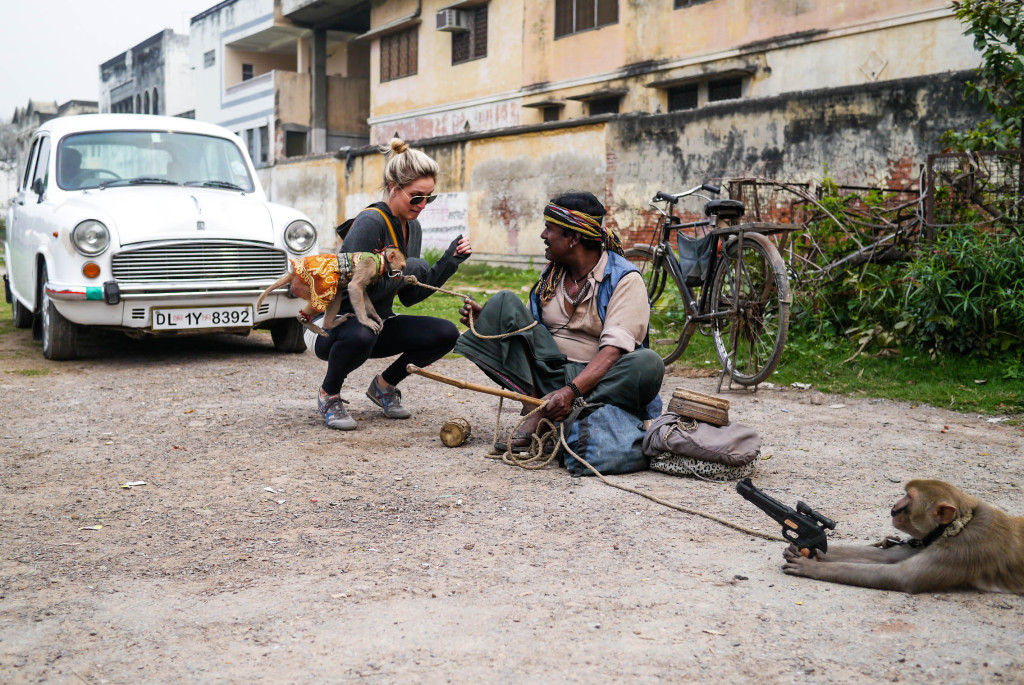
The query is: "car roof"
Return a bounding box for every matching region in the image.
[36,114,240,142]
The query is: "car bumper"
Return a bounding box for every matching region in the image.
[45,280,300,329]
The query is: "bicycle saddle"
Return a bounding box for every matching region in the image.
[704,199,745,220]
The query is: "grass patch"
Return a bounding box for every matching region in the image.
[772,332,1022,417]
[0,299,16,336]
[7,368,50,376]
[394,262,538,321]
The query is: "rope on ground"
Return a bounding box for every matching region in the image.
[493,400,784,543]
[405,276,782,543]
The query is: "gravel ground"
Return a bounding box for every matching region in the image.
[1,322,1022,684]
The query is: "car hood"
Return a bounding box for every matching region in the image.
[76,187,274,246]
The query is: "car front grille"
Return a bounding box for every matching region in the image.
[111,242,288,283]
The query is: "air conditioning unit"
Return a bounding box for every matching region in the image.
[436,9,471,32]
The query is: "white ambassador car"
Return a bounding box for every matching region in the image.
[4,114,317,360]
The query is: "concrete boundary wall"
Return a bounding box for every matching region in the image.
[258,71,985,263]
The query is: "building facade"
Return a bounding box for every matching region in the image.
[99,30,194,118]
[190,0,371,170]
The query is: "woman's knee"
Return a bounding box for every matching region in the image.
[427,319,459,351]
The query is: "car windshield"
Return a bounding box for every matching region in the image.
[57,130,255,192]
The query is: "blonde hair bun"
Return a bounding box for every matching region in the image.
[388,137,409,155]
[379,136,440,192]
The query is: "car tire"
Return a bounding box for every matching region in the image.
[12,295,33,329]
[40,266,78,361]
[270,318,307,353]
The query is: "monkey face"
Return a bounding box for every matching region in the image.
[890,492,916,536]
[383,247,407,278]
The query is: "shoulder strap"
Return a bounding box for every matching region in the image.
[367,207,401,251]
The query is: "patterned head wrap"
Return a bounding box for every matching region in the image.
[536,202,624,304]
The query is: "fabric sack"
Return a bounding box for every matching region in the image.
[677,231,714,287]
[561,404,648,477]
[642,412,761,465]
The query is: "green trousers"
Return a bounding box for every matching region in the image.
[453,291,664,419]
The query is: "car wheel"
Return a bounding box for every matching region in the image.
[270,318,307,353]
[11,295,33,329]
[40,266,78,360]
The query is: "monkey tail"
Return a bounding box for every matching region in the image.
[256,273,292,310]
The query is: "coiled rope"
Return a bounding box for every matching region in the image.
[404,276,784,543]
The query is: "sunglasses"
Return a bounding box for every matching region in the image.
[401,187,438,205]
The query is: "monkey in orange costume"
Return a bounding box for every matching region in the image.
[256,247,408,337]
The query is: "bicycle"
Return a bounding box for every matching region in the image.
[625,183,800,388]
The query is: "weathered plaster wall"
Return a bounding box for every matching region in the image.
[257,156,345,248]
[270,70,985,263]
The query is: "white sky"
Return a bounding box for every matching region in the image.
[0,0,216,120]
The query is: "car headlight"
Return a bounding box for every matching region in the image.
[284,220,317,253]
[72,220,110,256]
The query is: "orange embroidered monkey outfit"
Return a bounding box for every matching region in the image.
[290,252,385,313]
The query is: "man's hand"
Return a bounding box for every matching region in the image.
[459,299,483,326]
[541,386,576,422]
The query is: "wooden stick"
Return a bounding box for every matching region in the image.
[406,364,545,406]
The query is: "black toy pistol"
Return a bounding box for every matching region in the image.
[736,478,837,557]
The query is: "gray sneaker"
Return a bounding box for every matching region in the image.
[366,379,412,419]
[318,392,357,430]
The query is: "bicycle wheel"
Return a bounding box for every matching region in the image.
[625,247,695,365]
[709,233,790,386]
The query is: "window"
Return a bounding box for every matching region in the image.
[31,136,51,194]
[152,89,159,116]
[144,91,150,114]
[380,27,418,82]
[555,0,617,38]
[708,77,742,102]
[452,5,488,65]
[136,95,141,113]
[588,96,620,116]
[674,0,713,7]
[259,125,269,164]
[204,50,215,68]
[242,63,254,81]
[542,106,560,123]
[285,130,307,157]
[21,138,40,190]
[668,84,698,111]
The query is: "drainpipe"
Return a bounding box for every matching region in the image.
[311,28,327,154]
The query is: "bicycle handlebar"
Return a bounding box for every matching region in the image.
[651,183,721,205]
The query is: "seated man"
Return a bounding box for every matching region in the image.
[454,191,664,451]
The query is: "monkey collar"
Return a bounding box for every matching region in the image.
[888,507,975,549]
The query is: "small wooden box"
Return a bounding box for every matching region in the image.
[668,388,730,426]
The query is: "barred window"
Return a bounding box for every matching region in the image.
[555,0,617,38]
[380,27,418,82]
[204,50,215,68]
[668,84,698,111]
[708,77,743,102]
[452,5,488,65]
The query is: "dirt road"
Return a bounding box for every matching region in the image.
[1,324,1022,684]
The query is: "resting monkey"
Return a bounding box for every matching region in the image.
[782,479,1024,594]
[256,247,409,337]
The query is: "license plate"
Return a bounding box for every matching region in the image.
[152,306,253,330]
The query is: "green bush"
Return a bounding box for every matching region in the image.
[906,229,1024,356]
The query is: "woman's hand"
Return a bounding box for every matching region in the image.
[459,299,483,326]
[454,236,473,257]
[541,386,576,422]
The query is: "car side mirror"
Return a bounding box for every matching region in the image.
[31,178,45,200]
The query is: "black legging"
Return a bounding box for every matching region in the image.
[314,314,459,395]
